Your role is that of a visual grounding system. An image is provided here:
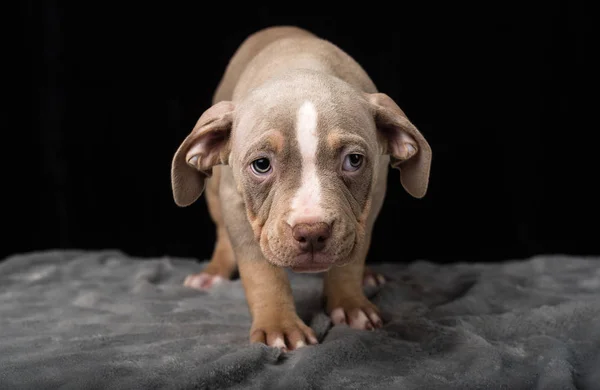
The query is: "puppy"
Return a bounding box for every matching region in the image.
[171,26,432,350]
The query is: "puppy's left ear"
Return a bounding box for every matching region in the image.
[171,101,234,207]
[366,93,432,198]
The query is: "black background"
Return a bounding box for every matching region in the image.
[11,2,596,265]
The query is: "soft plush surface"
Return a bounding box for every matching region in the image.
[1,250,600,389]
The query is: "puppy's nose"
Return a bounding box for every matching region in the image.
[292,222,331,252]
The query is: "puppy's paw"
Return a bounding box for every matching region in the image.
[328,296,383,330]
[184,272,225,290]
[250,313,318,351]
[363,267,386,287]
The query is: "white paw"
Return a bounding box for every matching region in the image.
[184,272,224,290]
[250,315,318,351]
[363,270,386,287]
[330,306,382,330]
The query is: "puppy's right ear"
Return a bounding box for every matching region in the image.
[171,101,234,207]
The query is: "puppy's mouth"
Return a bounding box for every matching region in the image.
[290,263,332,273]
[289,252,335,273]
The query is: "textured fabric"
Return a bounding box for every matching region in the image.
[1,250,599,389]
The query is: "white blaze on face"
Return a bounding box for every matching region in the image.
[287,101,324,226]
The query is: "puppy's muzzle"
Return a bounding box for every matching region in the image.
[287,221,336,273]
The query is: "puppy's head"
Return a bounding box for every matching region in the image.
[172,71,431,272]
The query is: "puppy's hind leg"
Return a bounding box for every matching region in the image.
[184,168,237,290]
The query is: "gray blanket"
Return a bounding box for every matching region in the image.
[1,250,599,389]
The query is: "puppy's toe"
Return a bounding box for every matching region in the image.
[184,272,224,290]
[363,268,386,287]
[363,275,378,287]
[250,315,318,351]
[266,333,288,352]
[329,299,383,330]
[350,309,383,330]
[330,308,347,325]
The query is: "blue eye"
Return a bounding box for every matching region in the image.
[251,158,271,174]
[343,154,363,171]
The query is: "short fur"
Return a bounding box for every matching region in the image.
[171,26,432,349]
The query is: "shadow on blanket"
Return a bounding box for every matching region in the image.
[1,250,599,389]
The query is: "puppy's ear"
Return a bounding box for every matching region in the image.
[366,93,432,198]
[171,101,234,207]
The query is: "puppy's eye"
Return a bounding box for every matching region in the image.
[251,158,271,174]
[342,154,363,172]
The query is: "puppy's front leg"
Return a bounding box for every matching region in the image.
[324,242,383,330]
[237,248,318,350]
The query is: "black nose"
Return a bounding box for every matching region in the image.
[292,222,331,252]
